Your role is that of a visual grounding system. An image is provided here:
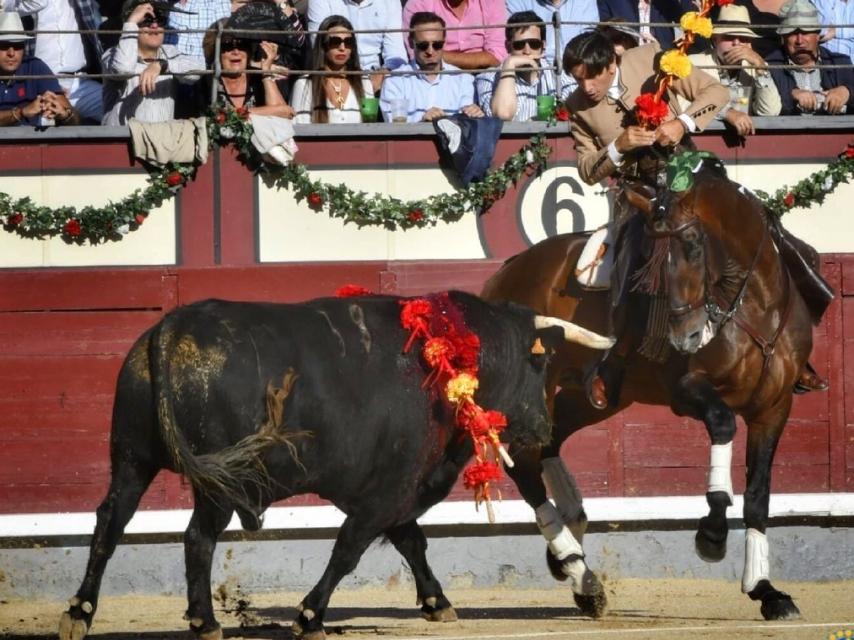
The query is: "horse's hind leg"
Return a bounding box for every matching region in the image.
[742,395,800,621]
[184,495,234,639]
[59,460,157,640]
[671,372,736,563]
[386,520,457,622]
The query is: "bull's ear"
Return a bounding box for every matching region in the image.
[623,184,655,219]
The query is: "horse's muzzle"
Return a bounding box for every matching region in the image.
[669,310,716,354]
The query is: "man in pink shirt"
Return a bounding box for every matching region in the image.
[402,0,507,69]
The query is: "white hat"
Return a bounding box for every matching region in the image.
[778,0,822,35]
[0,12,33,42]
[713,5,759,39]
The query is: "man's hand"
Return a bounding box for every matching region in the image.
[422,107,445,121]
[724,109,755,136]
[792,88,818,112]
[20,95,44,120]
[501,54,537,72]
[823,86,850,114]
[462,104,484,118]
[128,2,154,24]
[40,91,73,120]
[614,124,656,153]
[139,61,161,96]
[655,119,687,147]
[370,68,388,94]
[720,44,765,69]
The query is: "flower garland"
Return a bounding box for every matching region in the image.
[0,106,552,243]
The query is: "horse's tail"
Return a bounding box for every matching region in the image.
[148,313,305,512]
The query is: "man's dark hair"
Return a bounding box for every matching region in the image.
[408,11,445,43]
[505,11,546,42]
[563,30,616,76]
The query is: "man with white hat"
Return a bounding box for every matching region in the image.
[0,11,79,125]
[766,0,854,114]
[682,4,781,136]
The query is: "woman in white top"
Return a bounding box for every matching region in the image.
[290,15,373,124]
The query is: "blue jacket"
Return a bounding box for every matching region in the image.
[766,47,854,115]
[596,0,694,50]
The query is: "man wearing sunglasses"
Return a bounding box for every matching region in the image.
[0,11,79,126]
[477,10,575,121]
[380,11,483,122]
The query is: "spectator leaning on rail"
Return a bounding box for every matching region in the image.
[402,0,506,70]
[766,0,854,115]
[3,0,104,122]
[476,11,575,121]
[506,0,599,69]
[290,14,373,122]
[0,11,79,125]
[380,11,483,121]
[680,3,781,136]
[101,0,202,125]
[308,0,407,94]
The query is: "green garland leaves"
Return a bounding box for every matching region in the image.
[0,108,552,243]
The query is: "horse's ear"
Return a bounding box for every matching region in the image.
[623,184,655,218]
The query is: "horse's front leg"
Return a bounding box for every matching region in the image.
[743,394,800,621]
[671,372,736,563]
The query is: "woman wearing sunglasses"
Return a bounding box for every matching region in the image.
[290,15,373,123]
[477,11,575,122]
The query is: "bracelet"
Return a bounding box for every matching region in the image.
[499,72,515,79]
[11,107,22,122]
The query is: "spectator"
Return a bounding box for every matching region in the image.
[815,0,854,60]
[597,0,694,51]
[101,1,201,125]
[165,0,230,66]
[767,0,854,114]
[290,14,372,122]
[476,11,575,121]
[0,11,79,125]
[682,3,781,136]
[308,0,407,80]
[506,0,599,66]
[596,18,640,59]
[380,11,483,121]
[4,0,105,122]
[402,0,506,70]
[710,1,788,58]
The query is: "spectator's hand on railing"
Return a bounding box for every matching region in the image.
[20,96,45,122]
[462,104,485,118]
[139,62,162,96]
[824,87,850,114]
[41,91,73,121]
[724,110,755,137]
[423,107,446,122]
[792,88,819,112]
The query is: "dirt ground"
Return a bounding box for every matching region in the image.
[2,578,853,640]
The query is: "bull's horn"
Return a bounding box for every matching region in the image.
[534,316,615,350]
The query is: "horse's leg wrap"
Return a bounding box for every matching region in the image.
[541,457,586,533]
[536,501,590,594]
[742,528,770,593]
[708,442,734,503]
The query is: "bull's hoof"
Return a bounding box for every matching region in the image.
[574,587,608,618]
[694,529,727,563]
[292,608,325,639]
[546,547,568,582]
[58,611,89,640]
[759,592,801,621]
[422,605,458,622]
[189,620,222,640]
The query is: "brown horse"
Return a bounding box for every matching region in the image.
[482,156,813,621]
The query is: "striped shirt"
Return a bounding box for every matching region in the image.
[475,67,577,121]
[165,0,231,64]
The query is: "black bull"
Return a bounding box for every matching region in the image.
[59,291,612,640]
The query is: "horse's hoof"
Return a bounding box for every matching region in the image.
[694,530,727,563]
[422,605,458,622]
[546,547,568,582]
[760,594,801,620]
[196,626,223,640]
[574,588,608,618]
[58,612,89,640]
[293,609,325,639]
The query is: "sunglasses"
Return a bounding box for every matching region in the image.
[221,37,252,52]
[511,38,543,51]
[324,35,355,49]
[139,13,167,27]
[414,40,444,52]
[0,41,26,51]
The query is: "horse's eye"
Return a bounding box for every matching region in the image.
[682,229,699,244]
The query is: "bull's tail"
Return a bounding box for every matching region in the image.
[149,314,306,514]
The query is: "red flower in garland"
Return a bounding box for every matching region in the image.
[408,209,424,223]
[463,460,502,490]
[165,171,183,187]
[7,212,23,226]
[635,92,669,129]
[783,192,796,208]
[555,106,570,121]
[215,111,227,125]
[335,284,373,297]
[235,106,250,120]
[64,219,82,237]
[134,214,146,225]
[308,192,323,207]
[846,144,854,159]
[447,330,480,373]
[458,403,507,439]
[400,298,433,353]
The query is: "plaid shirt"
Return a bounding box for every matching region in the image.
[12,0,104,70]
[165,0,231,62]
